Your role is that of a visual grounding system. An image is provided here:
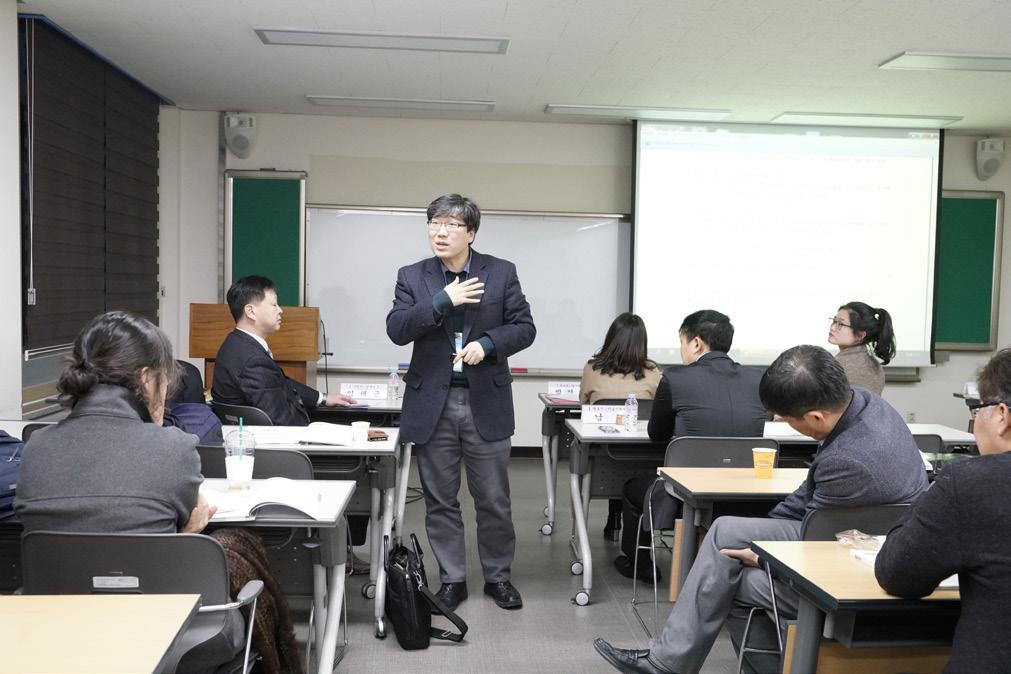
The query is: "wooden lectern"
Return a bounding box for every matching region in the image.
[189,303,320,390]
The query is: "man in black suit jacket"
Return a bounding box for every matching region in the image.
[212,276,355,426]
[615,310,767,579]
[386,194,535,612]
[876,348,1011,673]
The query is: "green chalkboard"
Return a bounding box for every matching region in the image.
[935,190,1003,350]
[225,171,306,306]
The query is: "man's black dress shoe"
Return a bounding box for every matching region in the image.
[613,555,662,583]
[483,580,523,609]
[433,581,468,613]
[593,638,671,674]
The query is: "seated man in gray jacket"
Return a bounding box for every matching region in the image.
[593,344,928,674]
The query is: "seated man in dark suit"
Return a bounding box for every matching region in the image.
[212,275,355,425]
[594,345,928,674]
[876,348,1011,673]
[615,310,767,580]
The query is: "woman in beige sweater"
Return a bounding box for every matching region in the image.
[579,312,661,539]
[828,301,896,395]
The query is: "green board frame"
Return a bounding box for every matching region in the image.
[935,190,1004,350]
[224,170,306,306]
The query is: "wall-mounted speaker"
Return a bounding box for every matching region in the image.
[224,112,256,159]
[976,138,1004,181]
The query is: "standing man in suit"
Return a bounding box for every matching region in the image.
[615,310,767,579]
[387,194,536,611]
[212,275,356,426]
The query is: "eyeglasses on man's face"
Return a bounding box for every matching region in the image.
[828,317,853,330]
[427,220,467,233]
[969,399,1004,420]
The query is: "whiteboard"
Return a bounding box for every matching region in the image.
[305,207,630,372]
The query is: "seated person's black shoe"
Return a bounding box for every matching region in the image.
[613,554,662,583]
[483,580,523,609]
[593,638,673,674]
[432,581,468,614]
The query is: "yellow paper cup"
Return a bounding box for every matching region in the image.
[752,447,777,479]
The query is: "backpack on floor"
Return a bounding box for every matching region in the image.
[384,533,468,650]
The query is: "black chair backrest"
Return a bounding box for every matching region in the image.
[664,436,779,468]
[212,402,273,426]
[19,423,50,442]
[595,397,654,419]
[171,360,206,405]
[800,504,910,541]
[197,445,314,480]
[912,434,944,454]
[21,531,230,604]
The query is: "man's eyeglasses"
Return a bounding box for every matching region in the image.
[968,399,1004,419]
[427,220,467,233]
[828,317,853,330]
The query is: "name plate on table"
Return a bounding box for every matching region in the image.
[547,381,580,399]
[581,404,627,424]
[340,383,388,400]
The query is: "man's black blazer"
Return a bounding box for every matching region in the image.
[211,329,319,426]
[386,250,536,445]
[647,351,766,442]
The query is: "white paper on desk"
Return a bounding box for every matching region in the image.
[340,382,388,400]
[581,404,625,424]
[850,548,959,590]
[204,477,330,521]
[238,422,355,446]
[547,381,579,397]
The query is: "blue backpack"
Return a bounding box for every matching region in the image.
[0,431,23,519]
[164,403,224,444]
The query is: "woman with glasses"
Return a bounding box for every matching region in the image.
[828,301,895,394]
[579,312,661,540]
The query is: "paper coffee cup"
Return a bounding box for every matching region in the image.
[352,421,370,444]
[752,447,776,479]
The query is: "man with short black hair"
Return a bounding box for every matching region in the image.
[387,194,536,612]
[615,310,766,580]
[594,345,927,674]
[212,275,355,426]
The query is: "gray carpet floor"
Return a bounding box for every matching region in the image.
[323,457,739,674]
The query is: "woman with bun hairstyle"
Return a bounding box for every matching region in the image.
[16,311,302,674]
[828,301,896,395]
[579,312,661,539]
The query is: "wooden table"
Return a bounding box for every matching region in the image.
[660,467,808,594]
[751,541,959,673]
[0,594,198,673]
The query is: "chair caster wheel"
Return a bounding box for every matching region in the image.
[375,618,386,639]
[573,591,590,606]
[540,523,553,536]
[570,560,583,575]
[543,505,550,517]
[362,583,376,599]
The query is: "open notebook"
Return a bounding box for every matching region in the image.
[203,477,334,521]
[237,422,356,447]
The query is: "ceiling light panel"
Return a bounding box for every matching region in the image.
[307,96,495,112]
[544,104,730,121]
[256,28,508,54]
[772,112,961,128]
[880,51,1011,72]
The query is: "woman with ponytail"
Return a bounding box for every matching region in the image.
[16,311,302,674]
[828,301,896,394]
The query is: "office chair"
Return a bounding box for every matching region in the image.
[19,423,50,442]
[211,402,273,426]
[631,436,778,637]
[912,433,944,454]
[22,531,263,674]
[197,446,313,480]
[736,503,911,673]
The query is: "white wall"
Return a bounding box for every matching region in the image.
[0,2,22,417]
[158,108,221,369]
[171,109,1007,443]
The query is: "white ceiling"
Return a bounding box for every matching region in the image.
[18,0,1011,133]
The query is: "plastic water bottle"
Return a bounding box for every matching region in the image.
[623,393,638,432]
[387,366,401,401]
